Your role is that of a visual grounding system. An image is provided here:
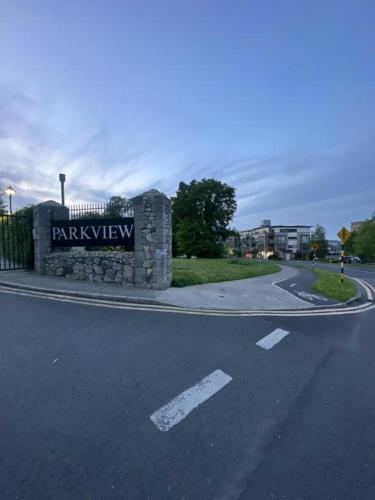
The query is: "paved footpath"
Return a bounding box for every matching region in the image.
[0,266,314,310]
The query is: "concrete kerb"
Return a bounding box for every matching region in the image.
[0,280,373,318]
[0,273,370,314]
[344,284,362,305]
[0,279,178,308]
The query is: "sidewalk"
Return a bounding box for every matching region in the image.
[0,266,313,310]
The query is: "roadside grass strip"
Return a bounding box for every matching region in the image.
[296,265,358,302]
[256,328,290,350]
[172,258,279,287]
[311,269,357,302]
[150,369,233,432]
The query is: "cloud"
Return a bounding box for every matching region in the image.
[0,87,373,239]
[0,89,160,206]
[228,146,375,236]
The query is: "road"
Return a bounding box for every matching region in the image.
[0,266,374,499]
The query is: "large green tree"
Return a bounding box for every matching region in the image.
[310,224,328,258]
[172,178,237,258]
[353,220,375,261]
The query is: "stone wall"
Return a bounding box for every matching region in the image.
[133,189,172,289]
[34,189,172,289]
[33,201,69,274]
[45,250,135,285]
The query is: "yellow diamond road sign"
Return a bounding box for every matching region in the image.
[337,226,351,243]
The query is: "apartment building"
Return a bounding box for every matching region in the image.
[240,220,311,259]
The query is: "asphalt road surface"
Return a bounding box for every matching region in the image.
[0,266,374,499]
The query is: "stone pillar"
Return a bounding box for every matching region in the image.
[132,189,172,289]
[33,201,69,274]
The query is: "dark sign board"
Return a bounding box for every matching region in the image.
[51,218,134,250]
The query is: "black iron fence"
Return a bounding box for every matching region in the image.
[0,214,34,271]
[67,200,134,220]
[50,200,135,252]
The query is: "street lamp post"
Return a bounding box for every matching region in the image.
[4,186,16,214]
[59,173,66,205]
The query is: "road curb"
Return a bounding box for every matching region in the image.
[0,279,179,309]
[344,285,362,305]
[344,274,371,305]
[0,276,370,315]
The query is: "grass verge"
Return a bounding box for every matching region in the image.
[310,268,357,302]
[172,258,280,287]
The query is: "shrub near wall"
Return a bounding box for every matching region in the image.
[0,207,33,265]
[45,250,135,285]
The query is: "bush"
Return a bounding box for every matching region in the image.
[268,254,282,260]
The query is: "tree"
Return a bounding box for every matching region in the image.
[104,196,132,218]
[0,191,6,215]
[310,224,328,258]
[172,178,237,258]
[344,231,356,255]
[353,220,375,262]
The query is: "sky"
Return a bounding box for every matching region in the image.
[0,0,374,238]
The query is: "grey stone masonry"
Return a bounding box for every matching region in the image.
[33,189,172,288]
[45,250,135,285]
[132,189,172,289]
[33,201,69,274]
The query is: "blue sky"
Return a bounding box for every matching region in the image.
[0,0,374,237]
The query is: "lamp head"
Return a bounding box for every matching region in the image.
[4,186,15,196]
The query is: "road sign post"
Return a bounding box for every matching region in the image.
[310,242,319,265]
[337,226,351,283]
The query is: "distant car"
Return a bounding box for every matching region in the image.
[343,255,362,264]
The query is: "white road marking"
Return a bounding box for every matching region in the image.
[150,369,232,432]
[297,291,328,302]
[256,328,290,350]
[352,277,374,301]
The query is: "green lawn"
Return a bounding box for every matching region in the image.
[310,268,357,302]
[172,258,280,287]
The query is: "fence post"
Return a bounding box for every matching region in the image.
[33,201,69,274]
[132,189,172,289]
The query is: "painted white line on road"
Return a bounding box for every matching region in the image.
[359,278,375,298]
[256,328,290,350]
[150,369,232,432]
[297,291,328,302]
[351,278,374,301]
